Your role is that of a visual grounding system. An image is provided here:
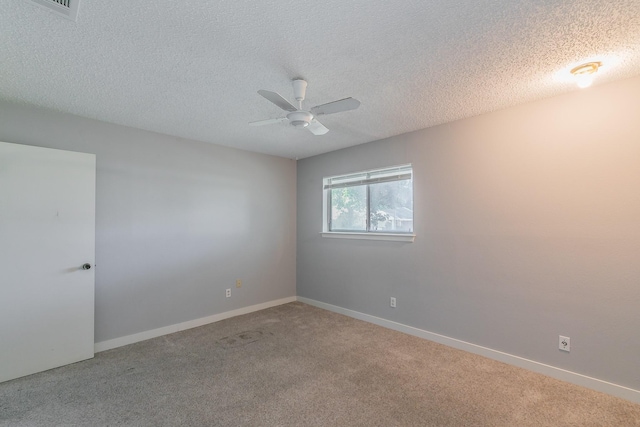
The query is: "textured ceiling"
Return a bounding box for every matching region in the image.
[2,1,640,159]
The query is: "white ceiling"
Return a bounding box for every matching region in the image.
[2,1,639,159]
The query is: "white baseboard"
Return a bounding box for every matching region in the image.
[297,297,640,404]
[94,296,297,353]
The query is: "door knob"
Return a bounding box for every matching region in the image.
[82,263,92,270]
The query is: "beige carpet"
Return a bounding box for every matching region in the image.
[1,302,639,426]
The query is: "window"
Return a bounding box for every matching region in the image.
[323,165,414,241]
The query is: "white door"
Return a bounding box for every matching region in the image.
[0,141,95,383]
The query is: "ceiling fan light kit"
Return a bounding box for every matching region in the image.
[288,111,312,128]
[250,79,360,136]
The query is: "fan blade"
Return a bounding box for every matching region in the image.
[257,90,298,112]
[307,119,329,135]
[249,117,288,126]
[311,97,360,116]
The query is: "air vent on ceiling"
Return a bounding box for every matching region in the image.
[26,0,80,21]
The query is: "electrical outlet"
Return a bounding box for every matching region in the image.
[236,279,242,288]
[559,335,570,352]
[390,297,396,308]
[226,289,231,298]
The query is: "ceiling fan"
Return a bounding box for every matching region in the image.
[250,79,360,135]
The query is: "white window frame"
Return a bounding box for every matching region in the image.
[321,164,416,242]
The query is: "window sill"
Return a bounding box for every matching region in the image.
[320,232,415,242]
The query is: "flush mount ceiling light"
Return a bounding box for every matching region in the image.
[570,62,602,88]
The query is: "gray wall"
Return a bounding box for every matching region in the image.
[297,75,640,390]
[0,101,296,343]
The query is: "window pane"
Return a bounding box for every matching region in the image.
[330,185,367,231]
[369,179,413,232]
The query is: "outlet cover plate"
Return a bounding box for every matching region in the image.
[559,335,570,352]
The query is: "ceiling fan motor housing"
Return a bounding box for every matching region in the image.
[287,110,313,127]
